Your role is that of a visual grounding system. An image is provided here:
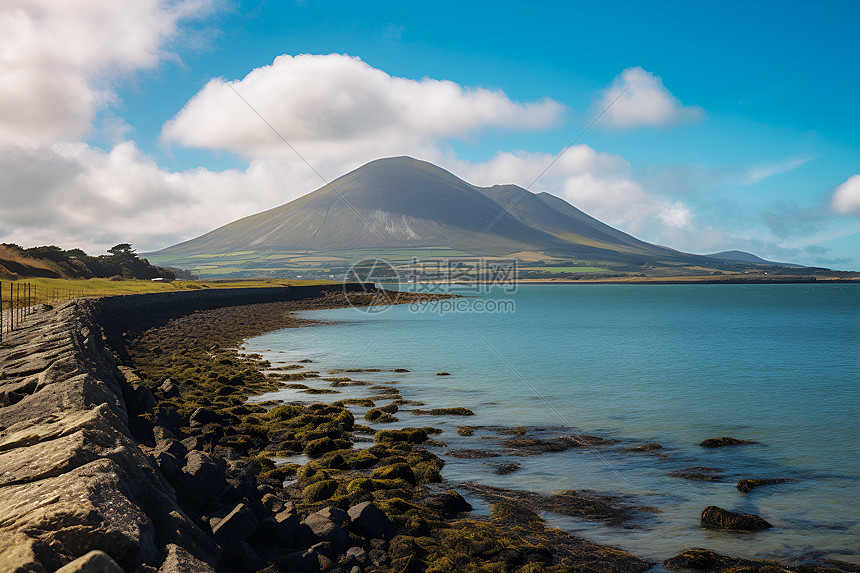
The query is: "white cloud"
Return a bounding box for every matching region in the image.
[0,0,213,146]
[746,156,814,184]
[161,53,564,170]
[0,141,323,253]
[831,175,860,216]
[445,146,692,236]
[596,67,703,129]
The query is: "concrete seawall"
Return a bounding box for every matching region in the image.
[0,284,369,572]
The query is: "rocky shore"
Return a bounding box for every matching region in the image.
[1,287,855,572]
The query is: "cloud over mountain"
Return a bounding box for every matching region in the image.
[161,53,564,164]
[596,67,704,129]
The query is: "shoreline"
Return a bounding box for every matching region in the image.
[1,289,855,572]
[428,276,860,286]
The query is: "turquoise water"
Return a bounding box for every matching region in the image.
[246,284,860,565]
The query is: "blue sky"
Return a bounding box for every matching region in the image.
[1,0,858,268]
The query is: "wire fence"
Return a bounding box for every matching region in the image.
[0,281,84,342]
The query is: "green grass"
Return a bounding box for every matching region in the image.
[0,277,337,306]
[520,266,609,273]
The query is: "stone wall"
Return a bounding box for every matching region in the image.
[0,285,369,572]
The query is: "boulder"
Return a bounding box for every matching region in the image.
[347,502,394,539]
[211,503,259,544]
[55,550,124,573]
[700,505,772,531]
[302,513,350,550]
[342,546,370,567]
[158,544,215,573]
[123,382,157,417]
[153,407,183,434]
[277,548,321,572]
[152,449,183,480]
[153,425,178,442]
[154,510,221,567]
[160,378,181,398]
[175,451,227,511]
[314,506,349,526]
[189,408,220,427]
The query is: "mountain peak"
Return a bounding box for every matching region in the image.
[153,156,711,265]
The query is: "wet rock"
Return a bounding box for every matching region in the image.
[410,407,473,416]
[302,514,350,550]
[447,449,500,459]
[436,372,450,376]
[736,478,792,493]
[211,502,259,544]
[462,482,642,527]
[491,462,521,475]
[699,436,754,448]
[426,490,473,516]
[700,505,773,532]
[664,548,727,570]
[158,543,215,572]
[347,501,394,539]
[502,434,616,454]
[55,550,124,573]
[668,467,724,481]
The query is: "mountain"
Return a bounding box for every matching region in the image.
[704,250,801,267]
[153,157,740,267]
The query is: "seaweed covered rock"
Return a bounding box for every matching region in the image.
[736,478,791,493]
[700,505,772,532]
[302,479,339,503]
[699,436,754,448]
[371,463,416,485]
[374,428,428,445]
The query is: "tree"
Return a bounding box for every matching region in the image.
[107,243,136,258]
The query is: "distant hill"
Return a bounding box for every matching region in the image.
[0,243,194,280]
[704,250,800,267]
[154,156,723,267]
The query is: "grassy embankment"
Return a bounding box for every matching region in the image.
[1,277,337,306]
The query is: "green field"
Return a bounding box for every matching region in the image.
[519,266,609,273]
[0,277,336,306]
